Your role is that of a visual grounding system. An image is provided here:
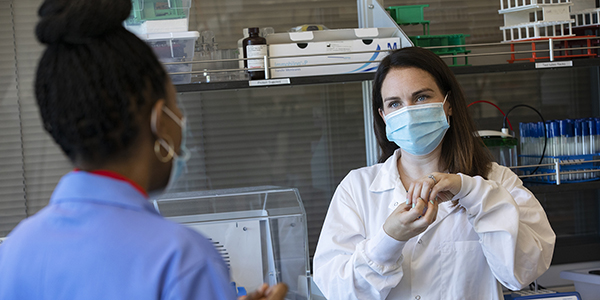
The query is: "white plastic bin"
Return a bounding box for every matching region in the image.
[139,31,199,84]
[560,268,600,300]
[125,0,191,34]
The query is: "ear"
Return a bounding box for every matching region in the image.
[150,99,167,138]
[378,108,386,124]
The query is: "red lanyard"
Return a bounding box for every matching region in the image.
[73,169,148,197]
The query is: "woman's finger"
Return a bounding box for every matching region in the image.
[419,178,434,203]
[406,182,415,206]
[429,174,460,203]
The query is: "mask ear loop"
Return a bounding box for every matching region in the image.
[151,106,175,163]
[443,91,451,126]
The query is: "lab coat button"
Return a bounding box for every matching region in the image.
[418,240,423,245]
[415,295,421,300]
[394,202,399,206]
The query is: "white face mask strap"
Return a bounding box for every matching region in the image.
[442,92,449,106]
[162,106,184,128]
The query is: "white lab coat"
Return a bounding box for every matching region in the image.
[313,150,555,300]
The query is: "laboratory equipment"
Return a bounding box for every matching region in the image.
[139,31,200,84]
[478,130,518,167]
[243,27,267,80]
[560,268,600,300]
[125,0,192,34]
[518,118,600,184]
[153,186,311,300]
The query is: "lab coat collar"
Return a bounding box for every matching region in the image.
[369,149,402,193]
[50,171,159,215]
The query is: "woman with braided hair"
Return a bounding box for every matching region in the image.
[0,0,286,299]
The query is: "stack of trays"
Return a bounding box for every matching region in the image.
[126,0,199,84]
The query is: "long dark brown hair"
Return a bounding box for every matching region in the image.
[372,47,492,178]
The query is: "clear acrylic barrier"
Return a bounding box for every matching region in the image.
[153,186,311,299]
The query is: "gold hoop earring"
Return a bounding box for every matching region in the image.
[154,136,175,163]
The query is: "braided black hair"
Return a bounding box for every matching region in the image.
[35,0,168,164]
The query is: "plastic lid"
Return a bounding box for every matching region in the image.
[138,31,200,40]
[574,119,582,136]
[581,119,590,136]
[536,121,545,138]
[545,121,559,138]
[588,118,597,135]
[519,122,528,138]
[478,130,513,138]
[559,119,573,137]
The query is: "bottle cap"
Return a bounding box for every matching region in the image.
[559,119,573,138]
[248,27,260,35]
[519,122,528,138]
[588,118,597,135]
[574,119,583,136]
[552,121,560,138]
[537,121,544,138]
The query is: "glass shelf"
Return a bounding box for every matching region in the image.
[175,57,600,93]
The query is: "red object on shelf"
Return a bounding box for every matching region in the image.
[507,35,597,63]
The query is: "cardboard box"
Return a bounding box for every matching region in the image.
[266,28,408,78]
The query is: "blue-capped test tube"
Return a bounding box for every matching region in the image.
[574,120,582,180]
[519,122,528,166]
[587,118,597,179]
[546,121,560,181]
[587,118,596,155]
[583,119,591,156]
[596,118,600,154]
[535,121,544,163]
[559,119,574,181]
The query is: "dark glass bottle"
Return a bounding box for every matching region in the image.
[242,27,267,80]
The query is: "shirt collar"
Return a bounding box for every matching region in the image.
[369,149,402,193]
[50,171,158,215]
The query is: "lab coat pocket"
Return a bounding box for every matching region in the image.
[440,240,496,299]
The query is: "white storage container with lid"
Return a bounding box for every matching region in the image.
[560,268,600,300]
[139,31,200,84]
[125,0,192,34]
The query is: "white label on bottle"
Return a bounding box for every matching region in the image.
[246,44,267,69]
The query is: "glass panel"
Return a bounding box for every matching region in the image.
[458,66,600,264]
[170,82,367,257]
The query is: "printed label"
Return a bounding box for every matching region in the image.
[246,44,267,69]
[535,61,573,69]
[326,41,353,53]
[248,78,291,86]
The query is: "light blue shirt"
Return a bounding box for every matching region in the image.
[0,171,237,300]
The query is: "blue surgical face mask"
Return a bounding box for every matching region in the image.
[384,93,450,156]
[151,105,191,194]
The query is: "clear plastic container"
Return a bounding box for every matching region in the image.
[139,31,200,84]
[125,0,192,34]
[153,186,311,299]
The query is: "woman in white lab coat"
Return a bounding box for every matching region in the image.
[313,47,556,300]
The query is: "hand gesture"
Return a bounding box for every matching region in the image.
[406,172,461,206]
[239,283,288,300]
[383,195,439,241]
[382,172,461,241]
